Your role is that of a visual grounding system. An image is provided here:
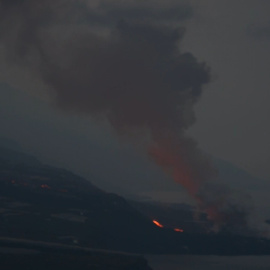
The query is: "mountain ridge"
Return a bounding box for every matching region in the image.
[0,143,270,255]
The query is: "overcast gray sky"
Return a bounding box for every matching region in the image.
[183,0,270,180]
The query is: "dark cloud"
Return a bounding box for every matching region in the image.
[44,22,209,131]
[99,2,193,23]
[0,0,253,232]
[0,0,206,131]
[74,1,193,27]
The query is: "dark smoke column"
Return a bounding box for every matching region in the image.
[0,0,248,231]
[43,21,214,203]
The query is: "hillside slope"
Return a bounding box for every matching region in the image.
[0,146,270,255]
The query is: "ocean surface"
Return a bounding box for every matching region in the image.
[147,255,270,270]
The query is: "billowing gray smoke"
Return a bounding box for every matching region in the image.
[0,0,250,232]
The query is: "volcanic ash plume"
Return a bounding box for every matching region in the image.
[0,0,250,231]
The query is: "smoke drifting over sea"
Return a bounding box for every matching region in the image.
[0,0,251,232]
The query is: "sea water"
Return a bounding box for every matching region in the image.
[147,255,270,270]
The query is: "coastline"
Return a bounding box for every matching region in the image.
[147,255,270,270]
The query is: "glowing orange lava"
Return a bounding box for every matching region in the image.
[174,228,184,232]
[153,220,164,228]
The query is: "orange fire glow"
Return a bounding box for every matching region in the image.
[174,228,184,232]
[41,184,51,189]
[148,141,199,197]
[153,220,164,228]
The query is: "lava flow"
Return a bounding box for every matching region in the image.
[174,228,184,232]
[153,220,164,228]
[41,184,51,189]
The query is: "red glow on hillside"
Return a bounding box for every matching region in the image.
[41,184,51,189]
[174,228,184,232]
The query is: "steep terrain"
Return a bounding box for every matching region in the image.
[0,146,270,256]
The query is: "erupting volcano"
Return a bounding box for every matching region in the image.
[0,0,252,233]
